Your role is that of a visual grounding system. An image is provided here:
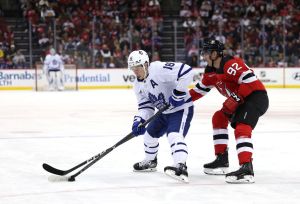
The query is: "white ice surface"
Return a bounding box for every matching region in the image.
[0,88,299,204]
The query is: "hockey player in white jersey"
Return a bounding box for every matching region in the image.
[128,50,194,183]
[43,48,65,91]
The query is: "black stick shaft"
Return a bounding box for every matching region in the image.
[68,105,169,180]
[43,105,169,178]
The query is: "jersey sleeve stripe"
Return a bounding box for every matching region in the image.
[242,73,255,81]
[196,83,211,92]
[177,64,192,80]
[194,83,212,96]
[177,63,185,79]
[238,70,257,84]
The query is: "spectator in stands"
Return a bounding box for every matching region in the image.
[152,31,162,51]
[3,26,14,46]
[64,37,76,54]
[131,28,141,50]
[180,4,192,17]
[61,51,72,64]
[39,33,50,48]
[180,0,300,67]
[6,44,16,61]
[12,50,26,69]
[19,0,300,69]
[40,4,55,21]
[76,39,89,53]
[119,32,130,51]
[141,33,152,54]
[100,44,113,68]
[17,0,166,68]
[151,51,160,61]
[39,0,49,9]
[113,47,126,68]
[183,17,197,30]
[187,44,198,67]
[0,44,5,68]
[268,39,282,60]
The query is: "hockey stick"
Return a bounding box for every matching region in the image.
[43,105,169,182]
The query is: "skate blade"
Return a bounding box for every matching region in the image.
[225,175,255,184]
[204,167,228,175]
[133,168,157,172]
[164,169,189,183]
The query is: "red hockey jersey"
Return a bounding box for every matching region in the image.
[190,56,266,101]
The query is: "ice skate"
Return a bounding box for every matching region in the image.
[225,161,254,184]
[133,157,157,172]
[203,150,229,175]
[164,163,188,183]
[48,86,55,91]
[58,86,64,91]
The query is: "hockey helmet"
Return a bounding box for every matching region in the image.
[128,50,149,70]
[202,38,224,53]
[50,48,56,55]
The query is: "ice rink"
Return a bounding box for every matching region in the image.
[0,88,299,204]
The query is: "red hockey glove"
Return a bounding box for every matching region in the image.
[189,89,202,101]
[221,93,243,116]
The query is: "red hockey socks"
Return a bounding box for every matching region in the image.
[212,110,229,155]
[235,123,253,165]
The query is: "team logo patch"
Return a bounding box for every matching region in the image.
[148,93,166,109]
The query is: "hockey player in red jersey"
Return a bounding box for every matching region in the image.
[189,38,269,183]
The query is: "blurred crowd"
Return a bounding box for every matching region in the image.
[1,0,300,69]
[181,0,300,67]
[20,0,163,68]
[0,15,27,68]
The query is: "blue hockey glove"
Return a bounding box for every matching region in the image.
[132,116,146,136]
[169,89,186,108]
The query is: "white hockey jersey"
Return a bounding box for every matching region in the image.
[133,61,193,120]
[43,54,64,72]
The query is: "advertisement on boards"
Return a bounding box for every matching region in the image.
[0,67,300,90]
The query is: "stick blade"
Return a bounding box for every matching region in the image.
[48,175,75,182]
[43,163,67,175]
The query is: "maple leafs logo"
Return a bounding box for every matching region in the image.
[148,93,166,109]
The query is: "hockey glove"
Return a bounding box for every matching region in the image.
[189,89,203,101]
[169,89,186,108]
[132,116,146,136]
[221,92,243,116]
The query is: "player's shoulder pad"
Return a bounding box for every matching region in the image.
[44,55,51,61]
[149,60,161,68]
